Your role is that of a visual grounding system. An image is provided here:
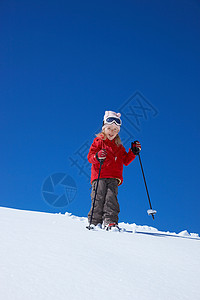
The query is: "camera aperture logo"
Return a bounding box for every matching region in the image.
[42,173,77,208]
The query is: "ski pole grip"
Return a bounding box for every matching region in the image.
[99,158,104,165]
[96,149,106,163]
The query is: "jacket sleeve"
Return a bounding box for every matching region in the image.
[122,146,136,166]
[87,138,102,164]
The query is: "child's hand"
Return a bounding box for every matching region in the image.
[131,141,141,155]
[96,149,107,161]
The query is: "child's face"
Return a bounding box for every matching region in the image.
[104,124,120,140]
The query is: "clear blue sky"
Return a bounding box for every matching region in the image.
[1,0,200,234]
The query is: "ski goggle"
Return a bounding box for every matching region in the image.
[104,117,122,126]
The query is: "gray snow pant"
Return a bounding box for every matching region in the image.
[88,178,120,226]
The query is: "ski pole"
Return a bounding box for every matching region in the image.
[87,159,104,230]
[138,153,157,220]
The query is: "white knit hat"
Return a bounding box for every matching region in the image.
[102,111,122,130]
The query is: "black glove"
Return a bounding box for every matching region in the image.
[131,141,141,155]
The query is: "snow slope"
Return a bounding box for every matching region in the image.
[0,207,199,300]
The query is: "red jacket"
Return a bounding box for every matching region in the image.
[87,135,136,185]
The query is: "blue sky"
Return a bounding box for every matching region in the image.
[1,0,200,234]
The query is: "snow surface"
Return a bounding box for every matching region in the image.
[0,207,200,300]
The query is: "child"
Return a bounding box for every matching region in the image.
[87,111,141,230]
